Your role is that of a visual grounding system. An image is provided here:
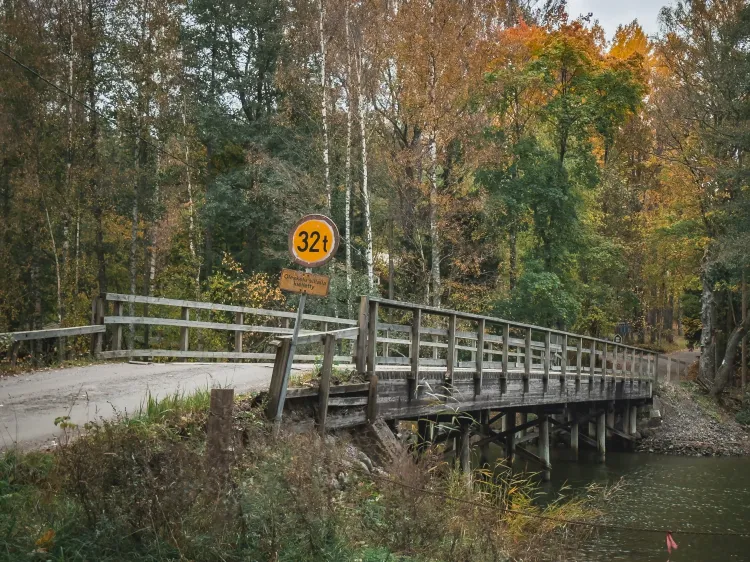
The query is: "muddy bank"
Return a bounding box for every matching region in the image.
[636,382,750,457]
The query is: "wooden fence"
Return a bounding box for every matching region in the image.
[93,293,356,362]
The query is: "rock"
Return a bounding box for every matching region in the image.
[355,460,370,474]
[356,450,374,472]
[647,417,662,428]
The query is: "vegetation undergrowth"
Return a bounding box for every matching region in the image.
[0,393,608,561]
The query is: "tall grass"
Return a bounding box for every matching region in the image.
[0,397,609,562]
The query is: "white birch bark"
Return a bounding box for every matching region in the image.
[428,133,441,307]
[344,4,353,310]
[319,0,331,213]
[356,47,373,290]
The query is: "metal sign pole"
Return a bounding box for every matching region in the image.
[274,267,312,424]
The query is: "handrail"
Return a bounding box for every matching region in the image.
[105,293,356,326]
[1,325,105,341]
[367,296,654,354]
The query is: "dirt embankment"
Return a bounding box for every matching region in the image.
[636,382,750,457]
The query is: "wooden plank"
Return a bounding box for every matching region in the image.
[410,308,421,379]
[329,396,369,407]
[105,293,356,325]
[98,349,353,362]
[2,324,106,342]
[286,383,370,399]
[104,316,299,335]
[317,334,335,434]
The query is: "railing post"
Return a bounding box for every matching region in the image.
[113,301,123,352]
[561,334,568,387]
[367,300,378,376]
[602,342,608,379]
[576,337,583,389]
[234,312,244,359]
[179,306,190,352]
[613,344,619,376]
[90,295,104,356]
[524,328,532,391]
[355,296,369,375]
[318,333,335,435]
[589,339,596,377]
[411,308,422,382]
[475,318,485,395]
[447,314,457,381]
[367,374,379,423]
[543,330,551,392]
[267,339,291,420]
[502,323,510,381]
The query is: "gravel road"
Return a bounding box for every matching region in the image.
[0,361,284,450]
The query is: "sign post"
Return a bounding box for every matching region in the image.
[274,214,339,425]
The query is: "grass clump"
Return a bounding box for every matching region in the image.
[0,392,607,562]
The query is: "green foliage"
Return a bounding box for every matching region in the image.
[496,265,580,328]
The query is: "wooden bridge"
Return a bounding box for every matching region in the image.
[266,296,663,480]
[2,293,688,479]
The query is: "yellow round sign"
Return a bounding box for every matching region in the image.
[288,214,340,268]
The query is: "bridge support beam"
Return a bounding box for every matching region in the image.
[568,409,579,459]
[506,410,516,463]
[629,405,638,436]
[597,411,606,463]
[539,415,551,481]
[479,411,490,467]
[459,418,472,478]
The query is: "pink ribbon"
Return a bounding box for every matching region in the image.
[666,531,679,555]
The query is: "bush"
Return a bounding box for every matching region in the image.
[736,408,750,426]
[0,395,606,562]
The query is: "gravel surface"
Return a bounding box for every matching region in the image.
[636,382,750,456]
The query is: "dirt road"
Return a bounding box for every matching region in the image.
[0,361,284,450]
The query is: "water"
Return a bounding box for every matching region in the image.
[535,449,750,561]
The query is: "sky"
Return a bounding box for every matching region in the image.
[565,0,671,40]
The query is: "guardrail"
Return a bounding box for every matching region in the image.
[93,293,356,362]
[0,325,105,367]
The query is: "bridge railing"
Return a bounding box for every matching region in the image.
[92,293,356,362]
[0,325,105,367]
[356,296,660,387]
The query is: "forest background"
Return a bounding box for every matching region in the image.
[1,0,748,394]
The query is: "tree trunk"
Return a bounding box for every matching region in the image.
[509,226,517,291]
[318,0,331,213]
[356,47,373,291]
[428,133,441,307]
[344,4,353,312]
[711,311,750,396]
[743,268,747,396]
[699,254,717,384]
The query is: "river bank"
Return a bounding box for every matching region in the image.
[635,381,750,456]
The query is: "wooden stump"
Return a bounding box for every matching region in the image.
[207,388,235,485]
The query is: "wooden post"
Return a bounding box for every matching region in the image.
[234,312,244,359]
[568,409,578,459]
[607,408,615,438]
[367,374,379,423]
[602,342,608,378]
[539,415,551,481]
[475,318,485,395]
[459,418,471,477]
[524,328,532,382]
[518,412,528,437]
[561,334,568,380]
[266,340,291,419]
[623,403,631,434]
[112,301,123,352]
[355,297,369,374]
[589,340,596,377]
[179,306,190,352]
[543,331,551,392]
[367,300,378,376]
[576,336,583,390]
[597,410,606,463]
[629,404,638,435]
[447,314,457,381]
[10,340,19,368]
[90,295,105,356]
[410,308,421,381]
[742,268,747,395]
[502,323,510,383]
[588,406,596,438]
[506,410,516,463]
[317,334,335,435]
[207,388,235,484]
